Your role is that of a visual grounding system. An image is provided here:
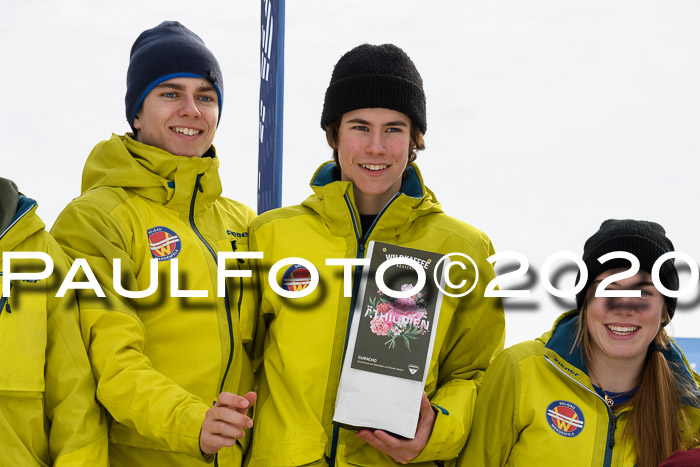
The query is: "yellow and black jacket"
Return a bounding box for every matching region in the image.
[51,134,257,466]
[247,162,505,466]
[460,309,700,466]
[0,191,108,466]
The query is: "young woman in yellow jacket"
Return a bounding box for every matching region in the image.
[460,219,700,467]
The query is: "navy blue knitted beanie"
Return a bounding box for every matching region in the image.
[125,21,223,131]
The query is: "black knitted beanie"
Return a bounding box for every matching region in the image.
[125,21,223,131]
[576,219,679,318]
[321,43,426,134]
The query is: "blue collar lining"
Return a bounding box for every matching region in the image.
[545,312,587,373]
[0,195,36,240]
[546,311,700,407]
[311,163,424,198]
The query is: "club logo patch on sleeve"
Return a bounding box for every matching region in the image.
[546,400,585,437]
[147,226,181,261]
[281,264,311,292]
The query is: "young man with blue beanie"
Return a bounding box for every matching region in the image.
[51,21,257,466]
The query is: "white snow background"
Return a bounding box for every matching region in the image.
[1,0,699,347]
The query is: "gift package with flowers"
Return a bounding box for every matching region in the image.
[333,241,447,438]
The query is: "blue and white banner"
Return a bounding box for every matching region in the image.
[257,0,285,214]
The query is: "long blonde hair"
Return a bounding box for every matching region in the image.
[574,303,698,467]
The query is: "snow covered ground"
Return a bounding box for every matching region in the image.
[2,0,699,346]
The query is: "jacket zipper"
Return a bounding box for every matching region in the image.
[189,174,235,467]
[327,192,400,466]
[544,355,617,467]
[228,240,247,459]
[231,240,246,320]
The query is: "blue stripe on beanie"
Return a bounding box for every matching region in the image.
[125,21,223,131]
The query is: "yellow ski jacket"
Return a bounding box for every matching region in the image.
[51,134,257,466]
[0,193,108,466]
[459,310,700,466]
[247,162,505,466]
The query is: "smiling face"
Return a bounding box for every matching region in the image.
[336,108,412,215]
[133,77,218,157]
[585,268,665,370]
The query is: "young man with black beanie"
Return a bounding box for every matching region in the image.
[247,43,505,466]
[51,21,257,466]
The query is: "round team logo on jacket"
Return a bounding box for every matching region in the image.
[282,264,311,292]
[147,226,181,262]
[546,400,585,437]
